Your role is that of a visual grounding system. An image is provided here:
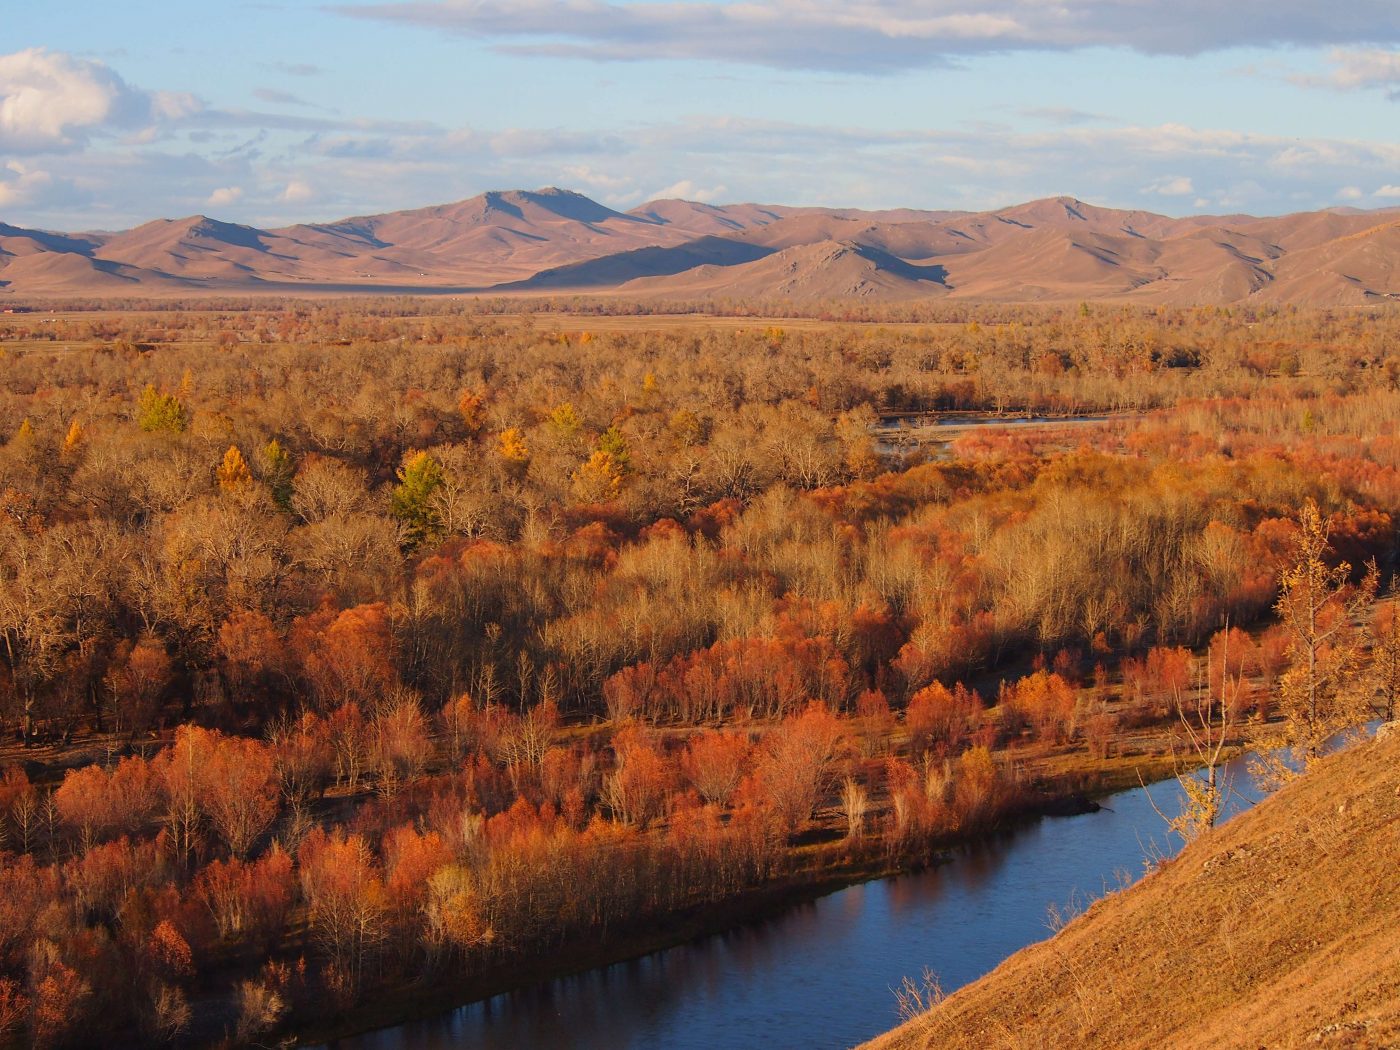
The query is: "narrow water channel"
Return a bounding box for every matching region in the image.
[326,757,1259,1050]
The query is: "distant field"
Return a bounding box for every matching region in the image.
[483,312,968,333]
[2,307,971,344]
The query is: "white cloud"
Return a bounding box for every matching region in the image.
[279,179,316,203]
[649,179,728,203]
[1336,185,1364,200]
[560,165,634,193]
[1306,48,1400,97]
[0,50,116,149]
[336,1,1400,74]
[1375,184,1400,198]
[0,161,54,207]
[207,186,244,207]
[0,48,200,151]
[1144,175,1194,196]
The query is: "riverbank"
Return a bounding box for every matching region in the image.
[305,747,1252,1050]
[300,851,909,1046]
[296,754,1177,1048]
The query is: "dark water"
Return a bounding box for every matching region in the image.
[326,757,1258,1050]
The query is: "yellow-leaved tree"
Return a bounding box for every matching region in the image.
[216,445,254,496]
[498,427,530,478]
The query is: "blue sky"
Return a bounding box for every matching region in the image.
[3,1,1399,229]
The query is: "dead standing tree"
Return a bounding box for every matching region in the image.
[1253,499,1377,788]
[1143,632,1236,845]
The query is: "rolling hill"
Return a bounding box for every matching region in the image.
[862,727,1400,1050]
[2,188,1398,305]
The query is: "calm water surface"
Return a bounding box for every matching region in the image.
[327,758,1258,1050]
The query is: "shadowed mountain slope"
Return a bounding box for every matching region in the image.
[618,240,950,301]
[502,236,775,290]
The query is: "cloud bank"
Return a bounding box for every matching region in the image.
[336,1,1400,73]
[3,45,1398,229]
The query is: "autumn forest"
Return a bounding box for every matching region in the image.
[1,301,1398,1047]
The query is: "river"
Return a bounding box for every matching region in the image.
[325,757,1259,1050]
[870,412,1135,460]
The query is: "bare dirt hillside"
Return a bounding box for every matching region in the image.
[270,187,698,286]
[3,189,1398,304]
[620,240,949,301]
[863,728,1400,1050]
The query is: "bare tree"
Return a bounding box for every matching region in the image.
[1253,500,1377,787]
[1164,631,1237,843]
[841,777,869,840]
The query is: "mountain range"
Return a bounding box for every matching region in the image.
[2,187,1398,305]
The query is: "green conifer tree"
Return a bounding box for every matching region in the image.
[391,450,445,548]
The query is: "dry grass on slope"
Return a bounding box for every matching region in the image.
[864,728,1400,1050]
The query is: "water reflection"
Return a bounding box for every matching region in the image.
[327,754,1261,1050]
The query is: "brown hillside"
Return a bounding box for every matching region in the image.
[936,226,1162,300]
[627,200,962,231]
[620,240,949,301]
[94,216,319,283]
[0,222,104,258]
[274,187,688,285]
[0,249,175,292]
[740,214,899,251]
[864,728,1400,1050]
[506,236,773,289]
[1257,221,1400,305]
[1119,227,1279,304]
[626,198,790,235]
[1238,208,1396,253]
